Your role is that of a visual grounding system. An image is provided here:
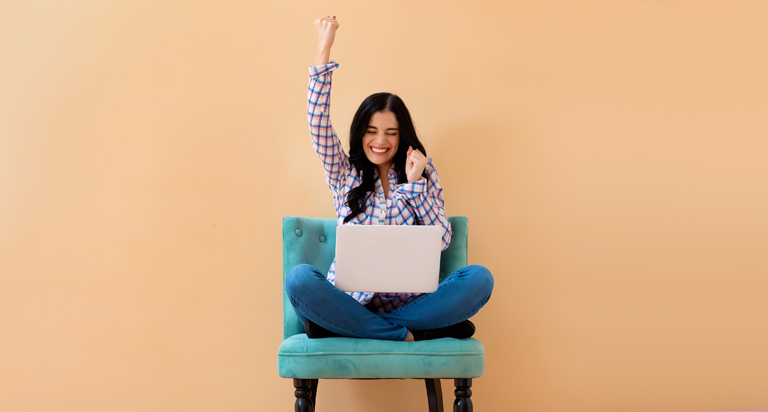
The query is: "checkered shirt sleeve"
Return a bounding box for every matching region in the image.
[307,61,352,191]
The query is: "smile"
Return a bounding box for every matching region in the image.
[370,147,390,154]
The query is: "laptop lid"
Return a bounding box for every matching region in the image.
[334,224,443,294]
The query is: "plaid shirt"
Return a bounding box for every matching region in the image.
[308,61,452,312]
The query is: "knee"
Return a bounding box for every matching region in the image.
[285,264,323,296]
[466,264,494,296]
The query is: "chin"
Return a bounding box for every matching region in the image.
[366,157,386,165]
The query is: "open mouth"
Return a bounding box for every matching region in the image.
[370,147,390,155]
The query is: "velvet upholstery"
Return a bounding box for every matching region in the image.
[278,335,484,379]
[278,216,484,380]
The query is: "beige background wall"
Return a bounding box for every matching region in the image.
[2,1,767,411]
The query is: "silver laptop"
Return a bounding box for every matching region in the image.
[334,224,443,294]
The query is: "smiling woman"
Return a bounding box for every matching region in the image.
[363,111,400,197]
[345,91,429,223]
[285,15,494,343]
[364,112,399,175]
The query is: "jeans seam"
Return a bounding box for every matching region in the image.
[288,291,363,338]
[380,268,492,330]
[288,290,407,341]
[385,270,465,317]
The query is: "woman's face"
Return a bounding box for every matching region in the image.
[363,111,400,172]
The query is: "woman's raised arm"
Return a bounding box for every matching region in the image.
[308,16,350,192]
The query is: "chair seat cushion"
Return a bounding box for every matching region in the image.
[277,334,484,379]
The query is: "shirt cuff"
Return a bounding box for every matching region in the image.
[395,178,427,200]
[309,61,340,77]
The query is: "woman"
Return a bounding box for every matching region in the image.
[286,16,493,342]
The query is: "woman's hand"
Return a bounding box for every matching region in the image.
[314,16,339,66]
[405,146,427,183]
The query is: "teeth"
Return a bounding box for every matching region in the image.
[372,148,388,153]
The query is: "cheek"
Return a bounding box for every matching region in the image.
[390,136,400,152]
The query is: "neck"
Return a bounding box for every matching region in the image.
[377,163,392,178]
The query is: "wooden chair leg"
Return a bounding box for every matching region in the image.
[425,378,444,412]
[309,379,318,409]
[293,378,313,412]
[453,378,473,412]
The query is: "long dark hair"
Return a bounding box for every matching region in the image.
[343,92,428,224]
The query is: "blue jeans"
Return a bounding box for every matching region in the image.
[285,264,494,341]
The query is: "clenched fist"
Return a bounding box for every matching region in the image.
[406,146,427,183]
[315,16,339,51]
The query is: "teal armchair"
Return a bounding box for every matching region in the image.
[278,216,483,412]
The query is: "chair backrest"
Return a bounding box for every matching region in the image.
[282,216,469,340]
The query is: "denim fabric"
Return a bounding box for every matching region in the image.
[285,263,494,341]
